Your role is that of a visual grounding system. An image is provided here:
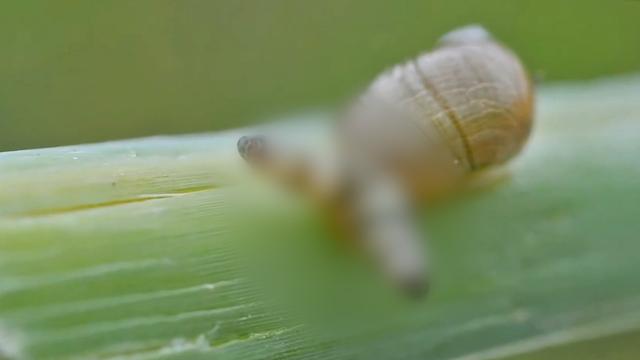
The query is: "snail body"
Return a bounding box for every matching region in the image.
[238,25,534,297]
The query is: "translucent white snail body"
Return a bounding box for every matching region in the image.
[238,25,534,297]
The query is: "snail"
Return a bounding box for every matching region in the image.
[237,25,534,297]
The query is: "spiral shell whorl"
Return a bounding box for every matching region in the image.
[358,26,534,176]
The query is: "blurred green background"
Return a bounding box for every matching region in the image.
[0,0,638,151]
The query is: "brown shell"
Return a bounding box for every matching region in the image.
[344,25,534,197]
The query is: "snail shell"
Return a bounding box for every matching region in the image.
[342,25,534,198]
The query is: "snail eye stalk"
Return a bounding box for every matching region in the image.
[237,135,269,164]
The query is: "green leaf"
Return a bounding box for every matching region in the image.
[1,75,639,359]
